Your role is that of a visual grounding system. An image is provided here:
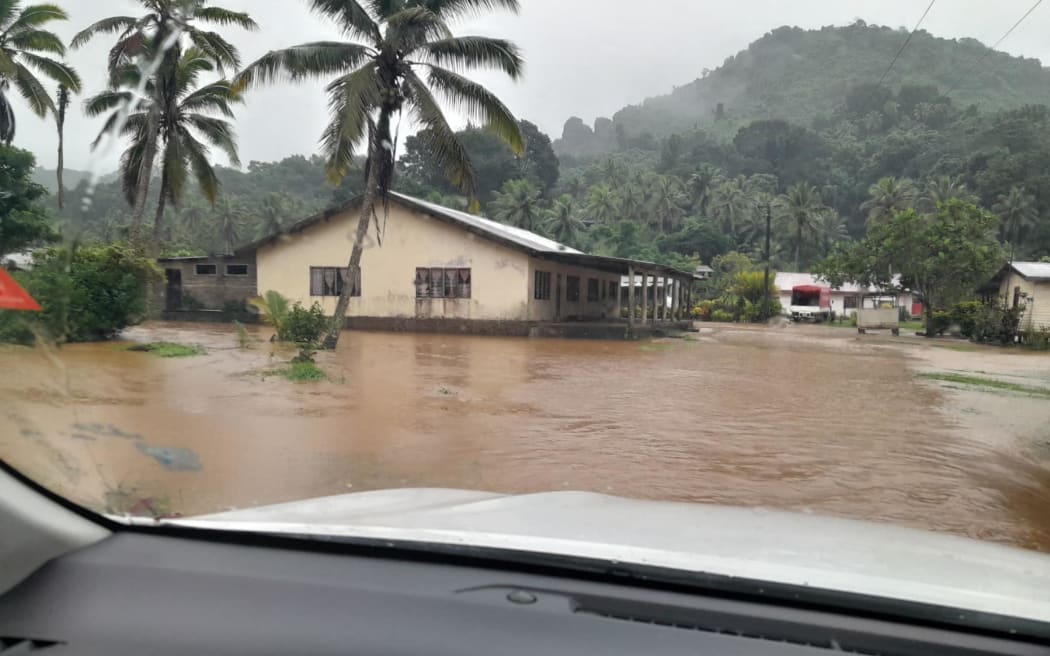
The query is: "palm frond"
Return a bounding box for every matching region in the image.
[180,81,238,117]
[6,4,68,32]
[232,42,372,91]
[385,6,452,51]
[83,88,133,117]
[70,15,137,49]
[12,62,52,116]
[119,124,149,206]
[423,0,520,20]
[175,47,215,92]
[14,51,79,90]
[178,130,217,203]
[403,69,476,197]
[0,49,18,77]
[107,31,148,73]
[185,113,239,166]
[424,65,522,154]
[0,88,14,144]
[8,28,64,54]
[188,29,241,70]
[192,6,258,31]
[306,0,381,43]
[319,61,381,182]
[417,36,522,79]
[0,0,18,29]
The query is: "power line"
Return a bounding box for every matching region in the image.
[944,0,1044,96]
[874,0,937,89]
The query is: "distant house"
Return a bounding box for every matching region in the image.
[774,272,918,318]
[990,261,1050,332]
[158,193,693,335]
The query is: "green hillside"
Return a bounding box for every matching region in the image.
[555,21,1050,156]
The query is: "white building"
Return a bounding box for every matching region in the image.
[774,272,919,318]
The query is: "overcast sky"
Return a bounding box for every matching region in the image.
[10,0,1050,172]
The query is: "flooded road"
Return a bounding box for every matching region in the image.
[2,322,1049,551]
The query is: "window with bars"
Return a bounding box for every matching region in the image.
[534,271,551,300]
[195,264,216,275]
[310,267,361,297]
[586,278,600,302]
[415,268,472,298]
[566,276,581,302]
[608,280,618,301]
[844,296,858,309]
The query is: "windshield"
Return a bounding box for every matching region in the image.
[2,0,1050,624]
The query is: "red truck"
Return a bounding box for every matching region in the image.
[789,284,832,322]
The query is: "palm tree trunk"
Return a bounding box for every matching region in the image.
[795,219,802,271]
[56,129,64,210]
[131,107,160,246]
[152,166,169,252]
[323,151,379,349]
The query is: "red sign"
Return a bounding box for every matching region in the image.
[0,268,42,311]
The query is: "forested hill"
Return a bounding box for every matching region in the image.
[555,21,1050,156]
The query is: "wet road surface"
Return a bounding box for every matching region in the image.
[1,322,1049,552]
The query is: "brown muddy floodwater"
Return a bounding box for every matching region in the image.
[2,322,1049,552]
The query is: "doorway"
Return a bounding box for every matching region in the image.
[165,269,182,311]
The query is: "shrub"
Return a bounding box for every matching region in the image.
[0,244,158,345]
[927,311,951,336]
[949,301,983,338]
[279,302,328,346]
[249,290,291,335]
[1024,328,1050,351]
[710,309,733,322]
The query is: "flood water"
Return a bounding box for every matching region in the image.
[2,322,1049,552]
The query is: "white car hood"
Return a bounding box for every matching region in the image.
[158,489,1050,623]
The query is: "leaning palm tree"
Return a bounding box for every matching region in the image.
[861,176,916,225]
[489,178,542,230]
[918,175,976,213]
[0,2,81,145]
[54,83,69,208]
[87,47,242,248]
[233,0,524,348]
[543,194,584,246]
[776,181,826,271]
[993,186,1038,248]
[584,184,620,224]
[73,0,256,237]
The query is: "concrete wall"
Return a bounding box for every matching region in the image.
[527,258,621,321]
[999,271,1050,330]
[156,256,256,311]
[255,202,532,321]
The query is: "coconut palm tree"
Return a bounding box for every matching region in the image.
[861,176,916,225]
[543,194,584,246]
[54,82,68,207]
[776,181,826,271]
[709,175,750,235]
[918,175,976,213]
[73,0,256,236]
[993,186,1038,247]
[258,192,288,237]
[233,0,524,347]
[0,2,81,145]
[490,179,542,230]
[815,209,849,257]
[214,196,245,254]
[86,46,242,247]
[686,163,720,215]
[584,184,620,224]
[648,175,686,232]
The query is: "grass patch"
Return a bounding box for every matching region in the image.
[270,360,327,383]
[639,342,674,351]
[918,373,1050,397]
[125,341,206,358]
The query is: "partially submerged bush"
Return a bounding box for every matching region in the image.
[126,342,206,358]
[0,244,158,345]
[280,302,327,346]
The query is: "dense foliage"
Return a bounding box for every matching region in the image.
[0,145,56,256]
[0,244,158,344]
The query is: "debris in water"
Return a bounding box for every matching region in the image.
[136,444,202,472]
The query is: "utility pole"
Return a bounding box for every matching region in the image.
[762,201,772,321]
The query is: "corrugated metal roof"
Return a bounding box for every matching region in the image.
[1010,261,1050,280]
[392,193,583,255]
[774,272,903,294]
